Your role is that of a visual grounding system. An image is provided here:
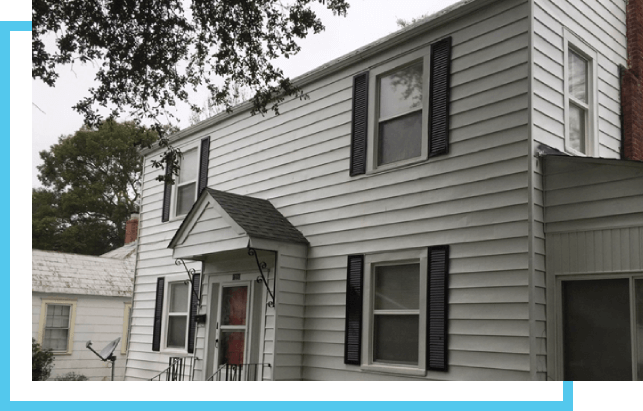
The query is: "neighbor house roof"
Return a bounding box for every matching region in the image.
[32,249,135,297]
[100,241,137,259]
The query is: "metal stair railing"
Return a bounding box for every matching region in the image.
[206,363,270,381]
[149,357,193,381]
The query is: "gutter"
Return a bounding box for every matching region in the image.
[140,0,496,155]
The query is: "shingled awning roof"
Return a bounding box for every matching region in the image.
[204,188,308,245]
[168,189,308,256]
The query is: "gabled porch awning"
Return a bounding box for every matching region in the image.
[168,188,308,260]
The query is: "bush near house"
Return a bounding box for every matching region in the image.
[32,338,54,381]
[54,372,89,381]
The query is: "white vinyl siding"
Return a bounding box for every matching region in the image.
[532,0,627,158]
[32,293,131,380]
[126,0,561,381]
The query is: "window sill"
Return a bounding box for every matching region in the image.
[360,364,426,377]
[160,348,189,355]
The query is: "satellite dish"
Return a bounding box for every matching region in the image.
[99,337,121,360]
[86,337,121,381]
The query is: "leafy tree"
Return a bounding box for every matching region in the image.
[32,0,350,176]
[32,339,55,381]
[33,120,160,255]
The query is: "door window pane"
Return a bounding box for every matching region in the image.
[636,279,643,380]
[167,316,187,348]
[222,286,248,326]
[219,331,245,365]
[569,104,586,153]
[569,50,588,102]
[374,264,420,310]
[373,315,419,365]
[378,111,422,165]
[379,62,423,119]
[563,279,632,380]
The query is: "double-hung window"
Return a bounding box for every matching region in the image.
[175,148,198,217]
[564,30,598,156]
[166,281,190,350]
[350,37,451,176]
[152,272,201,353]
[344,247,449,375]
[39,299,77,354]
[161,137,210,222]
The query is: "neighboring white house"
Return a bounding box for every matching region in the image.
[125,0,643,381]
[32,218,138,380]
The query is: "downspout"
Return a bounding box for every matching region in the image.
[526,0,539,381]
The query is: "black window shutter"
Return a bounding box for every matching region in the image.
[344,254,364,365]
[427,245,449,371]
[429,37,452,157]
[197,137,210,194]
[350,72,369,176]
[161,155,174,222]
[187,272,201,354]
[152,277,165,352]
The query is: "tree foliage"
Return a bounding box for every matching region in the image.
[33,0,349,174]
[33,120,160,255]
[32,339,55,381]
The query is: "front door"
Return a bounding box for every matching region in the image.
[205,275,265,381]
[216,284,249,367]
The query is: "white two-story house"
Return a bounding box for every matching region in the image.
[124,0,643,381]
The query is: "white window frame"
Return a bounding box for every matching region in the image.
[552,272,643,381]
[172,143,199,219]
[361,248,428,376]
[367,46,431,174]
[161,274,192,353]
[563,29,599,157]
[121,302,132,355]
[38,298,77,355]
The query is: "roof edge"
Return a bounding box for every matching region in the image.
[141,0,494,156]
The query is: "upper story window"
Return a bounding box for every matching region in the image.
[349,37,452,176]
[161,137,210,223]
[564,30,598,157]
[376,62,425,166]
[175,148,198,217]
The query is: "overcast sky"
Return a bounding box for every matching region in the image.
[32,0,461,188]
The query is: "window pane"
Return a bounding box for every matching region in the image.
[176,183,196,216]
[569,50,588,103]
[219,331,246,365]
[178,149,198,183]
[373,315,419,365]
[46,304,70,328]
[43,328,69,351]
[222,286,248,326]
[563,279,632,380]
[569,103,586,153]
[169,282,189,313]
[379,62,423,119]
[636,279,643,380]
[378,111,422,165]
[167,316,187,348]
[374,264,420,310]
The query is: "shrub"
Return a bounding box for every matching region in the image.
[32,338,54,381]
[54,372,89,381]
